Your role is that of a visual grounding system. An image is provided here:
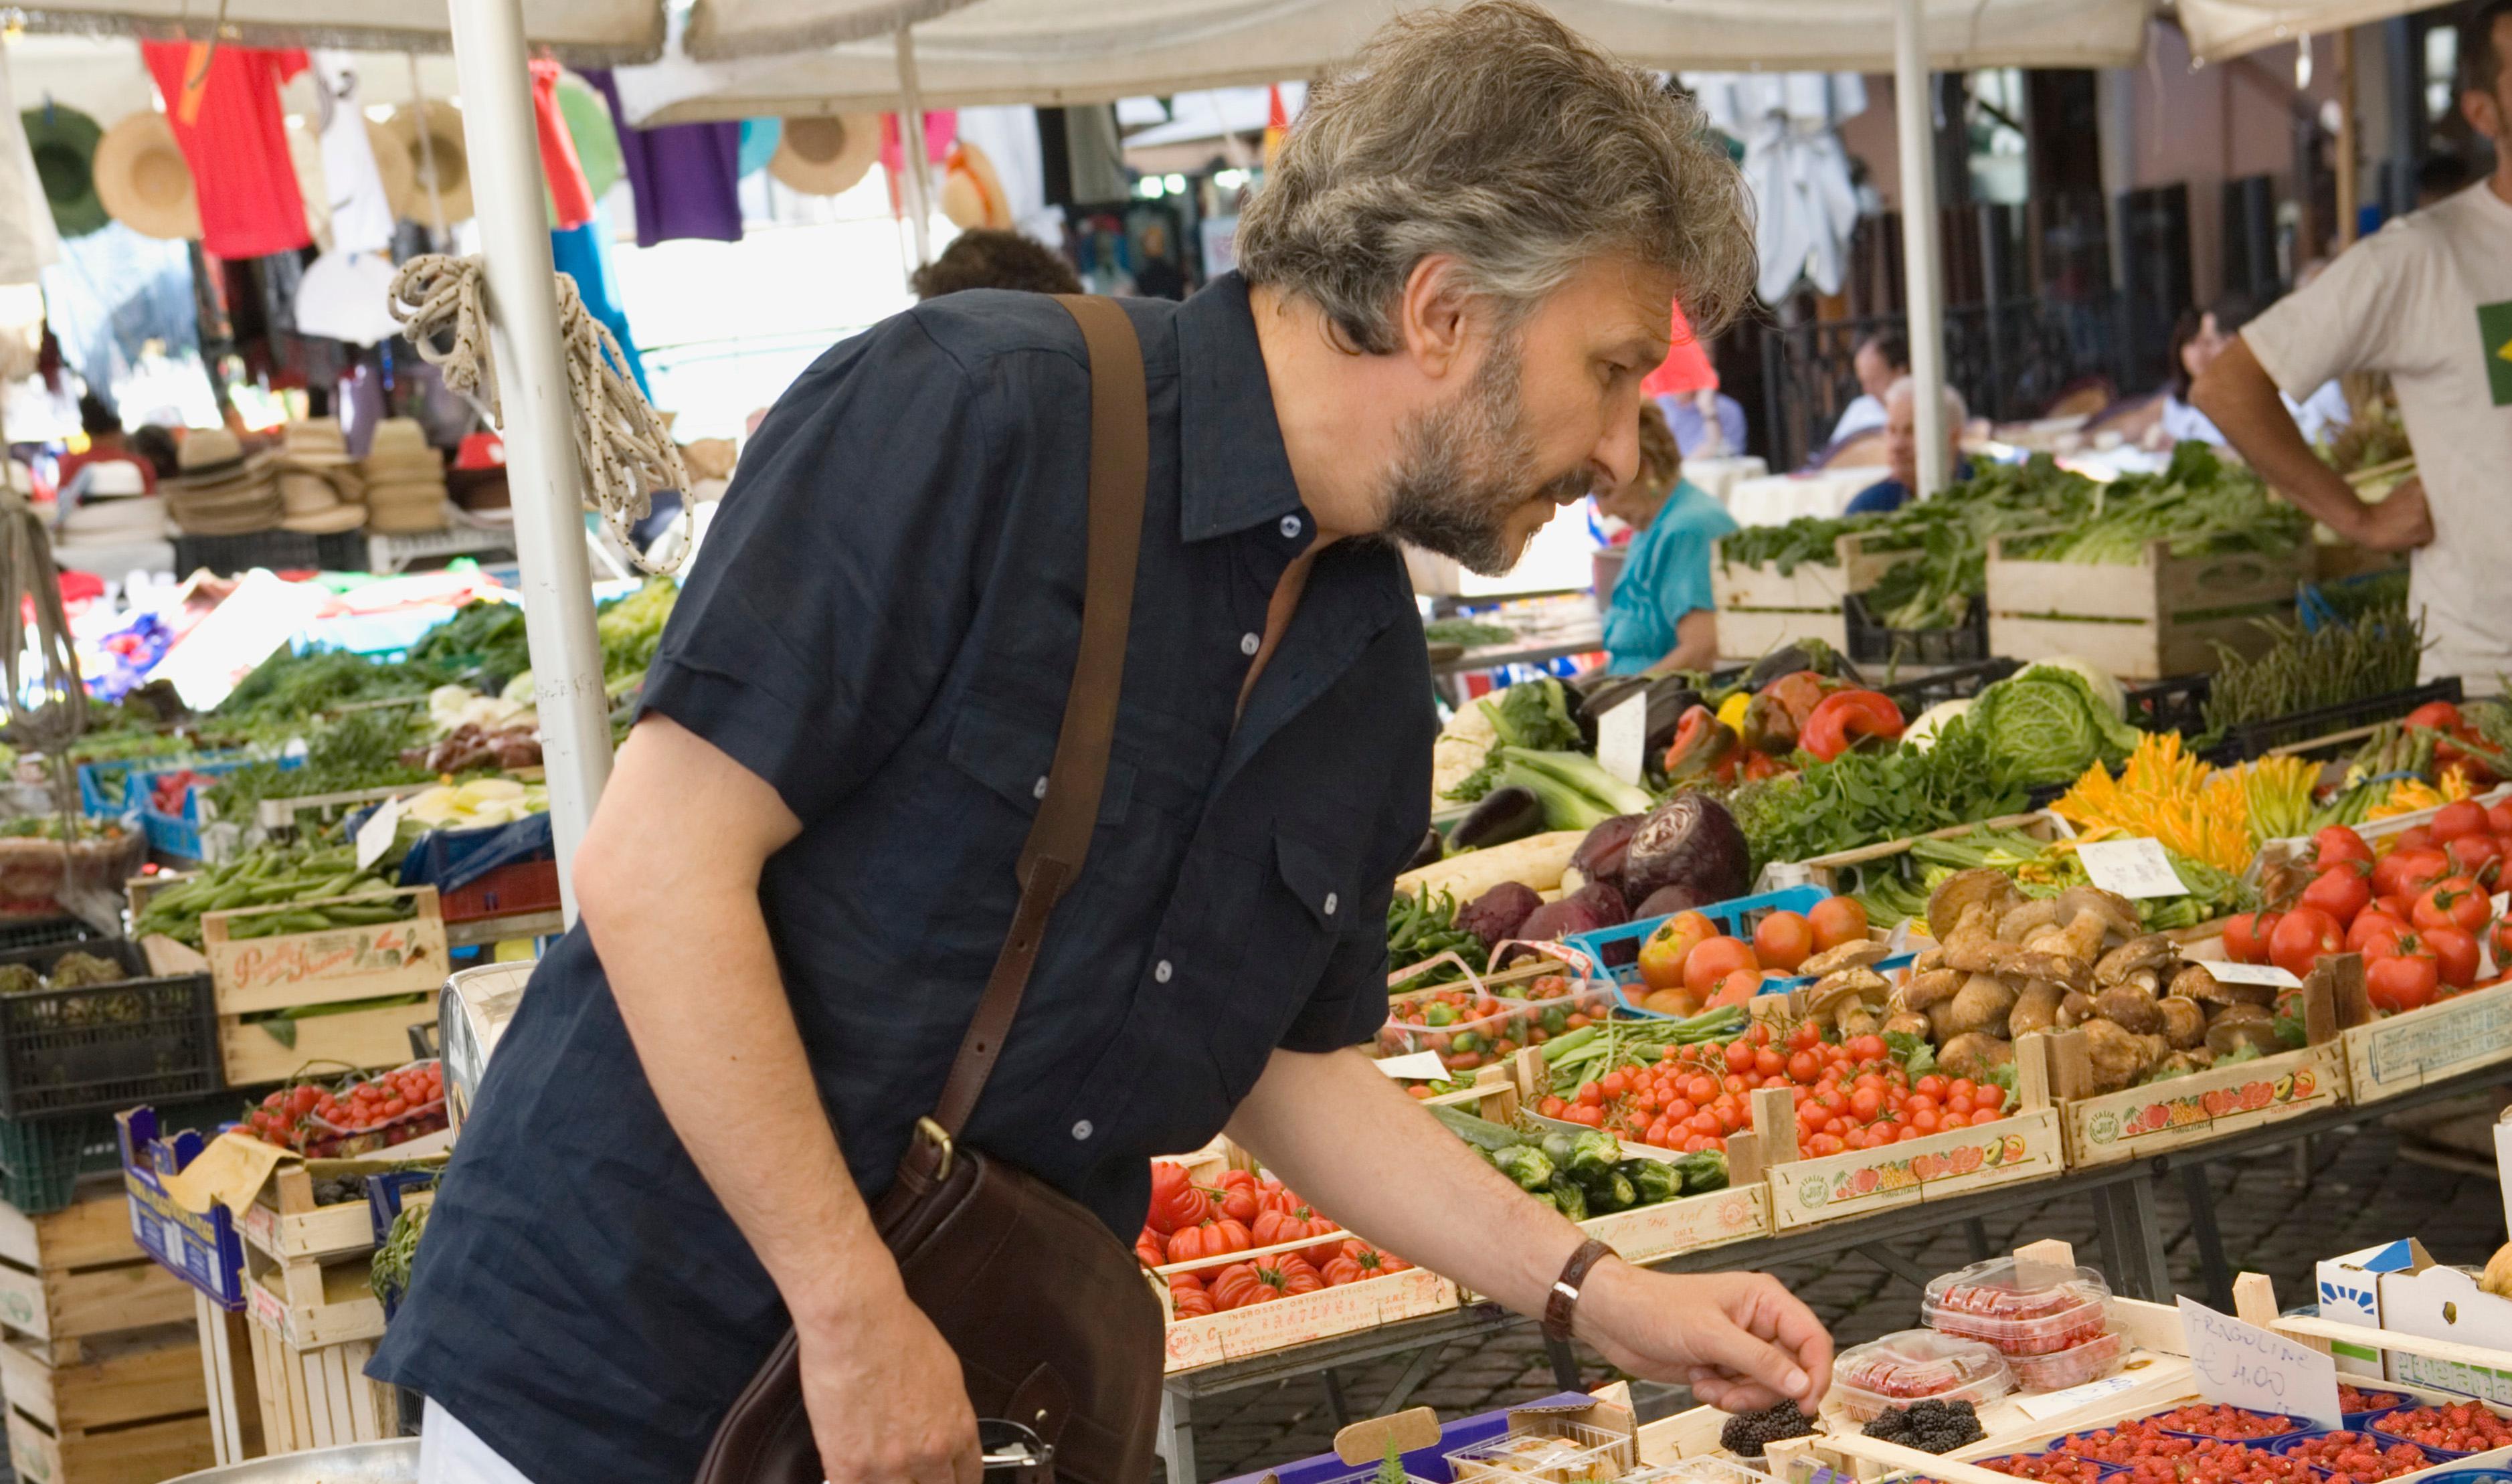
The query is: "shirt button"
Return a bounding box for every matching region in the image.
[1154,959,1174,984]
[1071,1120,1093,1141]
[1032,775,1048,800]
[1239,632,1261,656]
[1279,515,1302,539]
[1324,892,1340,917]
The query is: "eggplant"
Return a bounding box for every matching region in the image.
[1451,785,1545,851]
[1642,678,1706,755]
[1401,827,1446,875]
[1743,638,1862,688]
[1621,792,1751,909]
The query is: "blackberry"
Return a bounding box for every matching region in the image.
[1862,1398,1986,1454]
[1721,1400,1818,1457]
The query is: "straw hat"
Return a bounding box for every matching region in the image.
[939,140,1012,232]
[274,420,367,533]
[364,480,450,533]
[381,100,473,225]
[23,106,107,238]
[167,429,283,535]
[92,111,199,242]
[367,120,415,222]
[280,418,355,466]
[768,114,879,197]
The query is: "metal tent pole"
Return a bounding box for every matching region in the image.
[446,0,614,918]
[896,27,935,265]
[1894,0,1949,496]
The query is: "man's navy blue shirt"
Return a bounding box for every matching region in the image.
[371,275,1435,1483]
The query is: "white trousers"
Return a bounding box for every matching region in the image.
[418,1398,539,1484]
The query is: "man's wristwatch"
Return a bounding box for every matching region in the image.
[1542,1238,1616,1343]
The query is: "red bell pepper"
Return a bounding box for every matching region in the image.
[1663,705,1739,784]
[1798,689,1904,762]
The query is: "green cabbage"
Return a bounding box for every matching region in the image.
[2019,656,2125,720]
[1967,666,2142,788]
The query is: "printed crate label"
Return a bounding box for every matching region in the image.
[2347,980,2512,1101]
[1583,1184,1767,1263]
[1162,1267,1455,1372]
[1770,1108,2062,1228]
[2070,1043,2344,1162]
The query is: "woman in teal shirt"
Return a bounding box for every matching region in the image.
[1599,403,1740,675]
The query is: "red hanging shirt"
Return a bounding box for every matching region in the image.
[531,59,596,229]
[141,41,312,260]
[1642,301,1719,399]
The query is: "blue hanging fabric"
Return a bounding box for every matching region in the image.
[549,196,652,399]
[735,118,781,177]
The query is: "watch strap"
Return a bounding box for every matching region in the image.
[1542,1238,1616,1343]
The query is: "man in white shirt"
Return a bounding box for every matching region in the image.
[2197,0,2511,689]
[1826,329,1905,446]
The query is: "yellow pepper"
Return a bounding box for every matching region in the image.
[1716,691,1752,734]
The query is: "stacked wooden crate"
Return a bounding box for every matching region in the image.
[236,1164,414,1451]
[0,1188,215,1483]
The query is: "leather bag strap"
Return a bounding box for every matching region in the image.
[927,295,1148,1139]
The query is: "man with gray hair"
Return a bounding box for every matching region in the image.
[1846,375,1969,514]
[373,7,1829,1484]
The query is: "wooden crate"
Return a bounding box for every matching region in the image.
[1782,811,2072,898]
[235,1154,446,1267]
[203,887,448,1017]
[2344,978,2512,1105]
[1154,1263,1458,1374]
[0,1190,195,1356]
[1747,1058,2066,1232]
[1714,607,1848,662]
[1713,531,1914,611]
[243,1245,384,1352]
[219,998,438,1087]
[1985,533,2307,678]
[242,1323,397,1455]
[0,1323,215,1484]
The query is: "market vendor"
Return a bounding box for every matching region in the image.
[1599,401,1738,674]
[2194,0,2509,686]
[374,7,1833,1484]
[1846,376,1968,513]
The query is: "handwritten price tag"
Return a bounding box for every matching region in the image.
[1597,692,1649,787]
[2191,961,2304,988]
[2078,838,2189,900]
[355,795,407,872]
[2179,1296,2341,1428]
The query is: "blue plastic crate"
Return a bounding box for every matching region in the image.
[118,1105,250,1311]
[130,755,300,862]
[1558,885,1874,1019]
[1211,1392,1591,1484]
[75,761,130,817]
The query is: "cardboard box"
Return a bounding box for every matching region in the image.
[2317,1240,2423,1378]
[2378,1261,2512,1402]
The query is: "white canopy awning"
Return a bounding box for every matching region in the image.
[2175,0,2440,63]
[615,0,2151,126]
[16,0,980,64]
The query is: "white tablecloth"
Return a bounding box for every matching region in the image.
[1721,468,1879,527]
[1683,455,1767,503]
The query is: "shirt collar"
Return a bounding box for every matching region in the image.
[1174,272,1307,543]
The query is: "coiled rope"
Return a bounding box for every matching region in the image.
[388,254,689,573]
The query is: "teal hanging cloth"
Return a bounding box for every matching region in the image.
[549,197,652,399]
[736,118,780,177]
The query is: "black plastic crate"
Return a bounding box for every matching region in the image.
[0,915,97,953]
[0,938,221,1119]
[2209,677,2465,763]
[1842,592,1989,666]
[0,1087,242,1215]
[171,528,367,577]
[2124,674,2212,735]
[1878,658,2022,719]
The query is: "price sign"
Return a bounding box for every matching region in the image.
[355,795,407,872]
[2193,961,2303,989]
[1597,692,1649,787]
[1374,1051,1451,1081]
[2179,1296,2342,1428]
[2078,838,2189,900]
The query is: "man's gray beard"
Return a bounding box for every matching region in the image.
[1379,337,1590,578]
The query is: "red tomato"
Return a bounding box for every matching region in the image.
[1808,896,1869,952]
[2447,834,2505,889]
[2270,906,2346,980]
[2425,925,2482,988]
[2395,826,2437,855]
[2374,892,2415,923]
[2368,951,2440,1014]
[2347,910,2410,955]
[2431,800,2490,844]
[1685,936,1759,997]
[2487,802,2512,836]
[2414,875,2491,935]
[1708,967,1765,1008]
[2314,826,2374,872]
[1846,1033,1888,1062]
[2300,868,2373,927]
[2222,911,2280,965]
[1752,911,1814,973]
[2373,848,2452,902]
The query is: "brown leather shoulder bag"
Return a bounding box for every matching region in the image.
[695,295,1166,1484]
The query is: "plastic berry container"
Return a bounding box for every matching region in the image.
[1831,1329,2015,1422]
[2341,1388,2414,1432]
[1973,1447,2125,1483]
[2369,1402,2512,1461]
[2268,1428,2447,1481]
[1923,1257,2115,1357]
[2153,1406,2315,1443]
[2008,1329,2129,1392]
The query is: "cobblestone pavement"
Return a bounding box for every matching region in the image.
[1178,1105,2511,1483]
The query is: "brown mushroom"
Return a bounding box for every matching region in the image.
[1939,1032,2015,1083]
[1882,1010,1933,1040]
[2080,1018,2161,1093]
[1995,899,2063,943]
[1945,973,2019,1038]
[1838,1002,1886,1039]
[2094,982,2165,1035]
[2185,965,2276,1008]
[1802,941,1891,978]
[2205,1003,2283,1058]
[2052,885,2141,962]
[2169,963,2228,1004]
[1809,965,1890,1019]
[2056,989,2099,1027]
[1928,869,2025,944]
[2157,995,2208,1048]
[1942,933,2028,976]
[1902,967,1963,1012]
[2005,951,2094,996]
[2009,979,2068,1038]
[2096,935,2181,987]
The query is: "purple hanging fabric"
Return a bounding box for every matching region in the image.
[584,68,743,247]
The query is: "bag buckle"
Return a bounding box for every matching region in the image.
[915,1117,956,1182]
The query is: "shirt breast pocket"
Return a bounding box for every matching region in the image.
[1205,830,1356,1101]
[946,696,1137,830]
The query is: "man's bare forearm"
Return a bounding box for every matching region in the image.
[2192,339,2366,533]
[1226,1047,1585,1315]
[579,719,893,1325]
